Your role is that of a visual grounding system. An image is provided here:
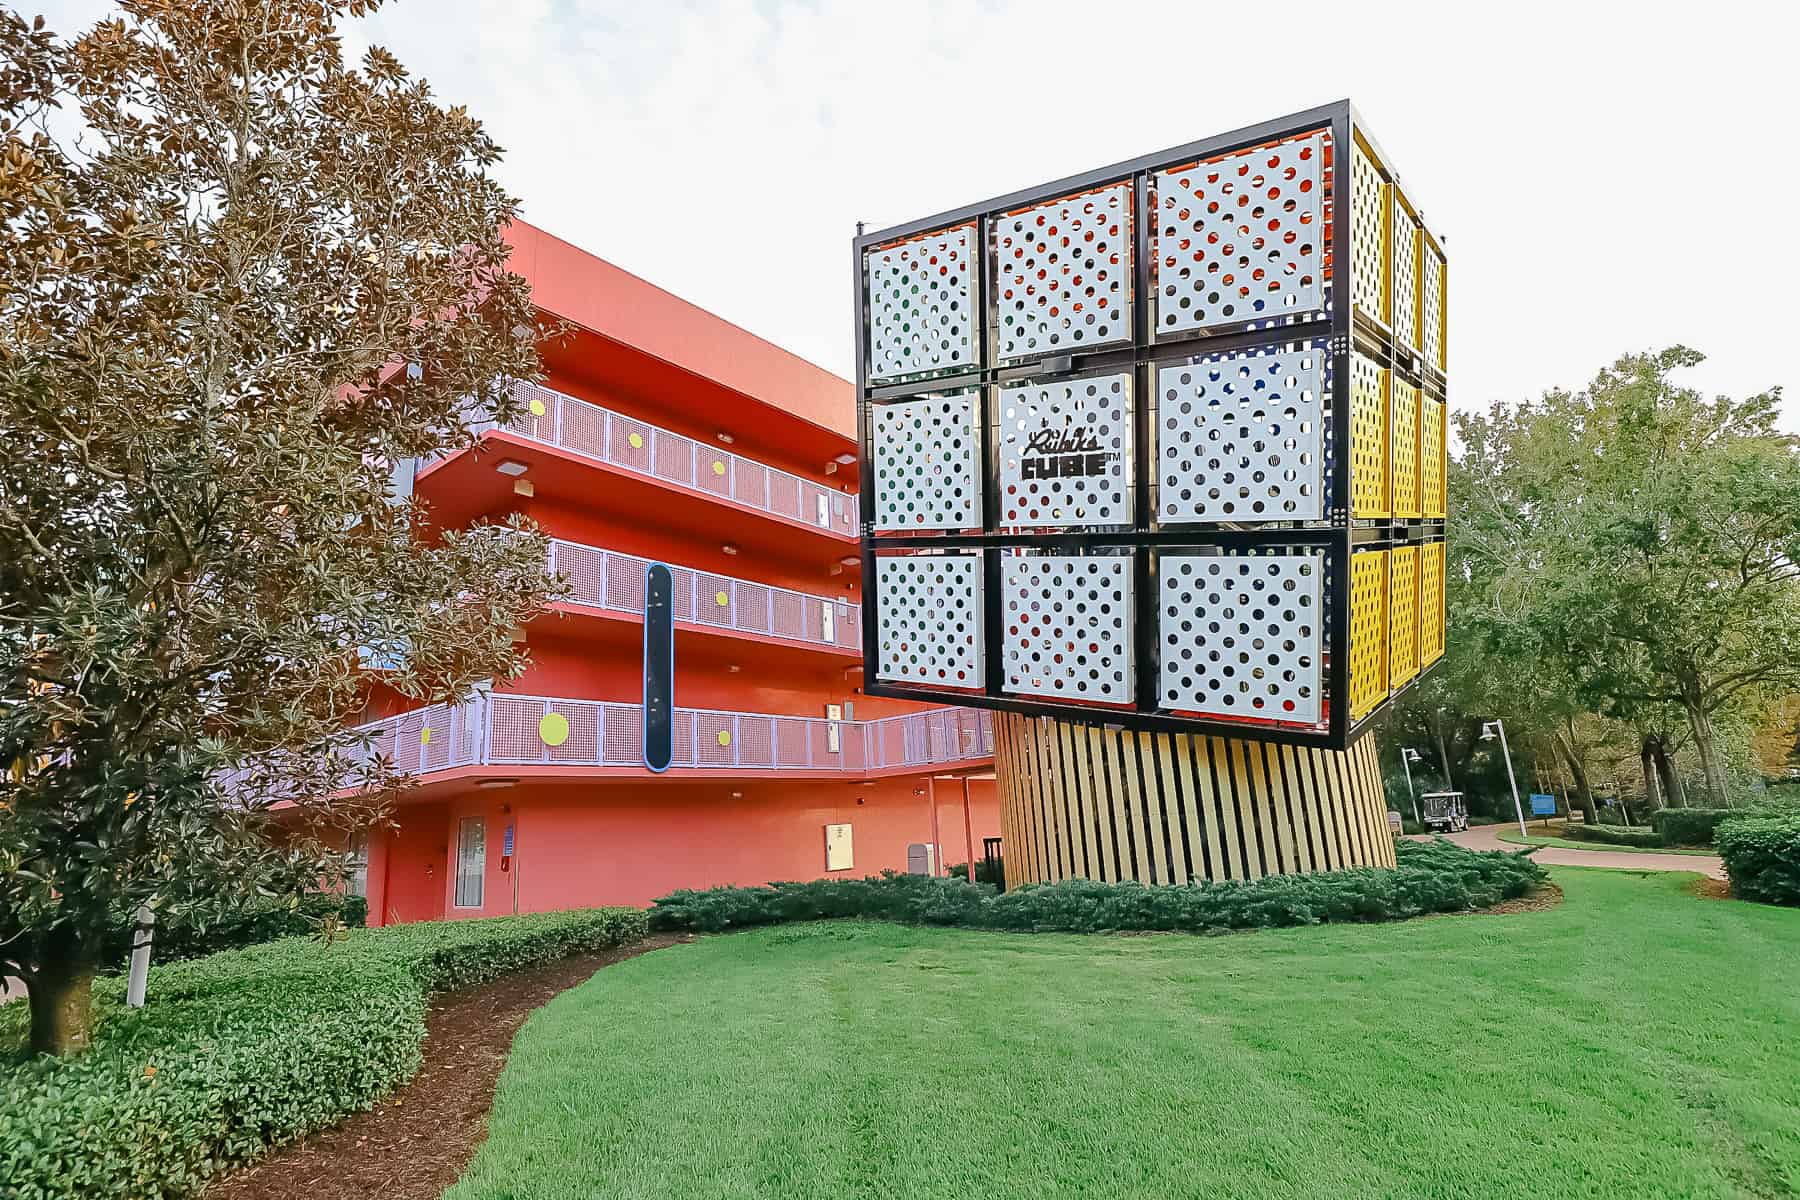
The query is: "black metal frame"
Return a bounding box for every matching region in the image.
[854,100,1445,751]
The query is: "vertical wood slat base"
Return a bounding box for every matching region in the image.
[992,713,1395,886]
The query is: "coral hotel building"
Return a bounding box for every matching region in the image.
[356,222,997,926]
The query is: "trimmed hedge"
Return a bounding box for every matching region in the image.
[649,838,1547,936]
[1717,813,1800,906]
[0,906,645,1200]
[1558,823,1664,849]
[1649,808,1735,848]
[99,893,368,971]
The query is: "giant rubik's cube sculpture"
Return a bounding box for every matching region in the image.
[856,102,1448,885]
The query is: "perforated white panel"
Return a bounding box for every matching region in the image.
[876,554,983,687]
[872,391,981,530]
[866,226,976,383]
[1153,131,1326,336]
[1002,555,1133,704]
[998,372,1132,529]
[1159,552,1323,723]
[1156,345,1327,524]
[995,184,1132,363]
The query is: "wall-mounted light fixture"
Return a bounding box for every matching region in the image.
[494,460,529,477]
[716,431,736,445]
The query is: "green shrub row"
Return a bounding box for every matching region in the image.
[1558,822,1665,848]
[0,906,645,1200]
[1716,812,1800,906]
[649,838,1547,936]
[1648,808,1735,847]
[99,893,368,971]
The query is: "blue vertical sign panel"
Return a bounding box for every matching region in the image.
[643,563,675,772]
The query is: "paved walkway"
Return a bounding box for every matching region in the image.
[1414,823,1725,880]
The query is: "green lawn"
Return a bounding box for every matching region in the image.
[449,870,1800,1200]
[1496,828,1717,856]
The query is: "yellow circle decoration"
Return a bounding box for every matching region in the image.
[628,432,644,450]
[711,460,726,477]
[538,712,570,747]
[714,590,729,607]
[717,730,732,747]
[419,727,432,746]
[528,397,546,417]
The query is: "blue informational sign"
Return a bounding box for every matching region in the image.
[1529,794,1557,816]
[643,563,675,773]
[503,825,515,856]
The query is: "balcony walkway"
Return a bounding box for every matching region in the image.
[547,538,859,653]
[482,380,858,537]
[361,693,992,781]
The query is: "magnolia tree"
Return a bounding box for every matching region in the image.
[0,1,562,1055]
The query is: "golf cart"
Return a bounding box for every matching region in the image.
[1420,791,1468,833]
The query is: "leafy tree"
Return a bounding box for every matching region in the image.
[0,2,560,1055]
[1455,348,1798,807]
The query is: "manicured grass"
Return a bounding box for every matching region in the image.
[1496,828,1717,856]
[450,870,1800,1200]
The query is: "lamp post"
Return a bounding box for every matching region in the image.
[1481,719,1529,839]
[1400,748,1424,827]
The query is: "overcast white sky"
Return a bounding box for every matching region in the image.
[37,0,1799,427]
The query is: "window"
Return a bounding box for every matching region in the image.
[347,833,369,899]
[455,817,485,908]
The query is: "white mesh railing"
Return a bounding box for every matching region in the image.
[355,693,992,776]
[547,539,860,652]
[472,381,857,537]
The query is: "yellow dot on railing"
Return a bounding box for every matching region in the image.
[419,727,432,746]
[715,591,729,607]
[627,432,644,450]
[712,460,726,477]
[717,730,732,747]
[528,397,546,417]
[538,712,569,747]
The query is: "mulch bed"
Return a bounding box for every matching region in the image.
[205,933,688,1200]
[1689,876,1734,901]
[1481,881,1564,915]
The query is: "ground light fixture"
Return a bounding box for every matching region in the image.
[1480,720,1530,838]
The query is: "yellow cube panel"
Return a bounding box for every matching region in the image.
[1351,141,1388,325]
[1388,545,1419,689]
[1351,352,1389,519]
[1349,549,1389,722]
[1391,193,1419,352]
[1391,377,1421,518]
[1422,245,1447,372]
[1420,396,1447,518]
[1419,540,1446,667]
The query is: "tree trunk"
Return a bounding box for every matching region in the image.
[1431,709,1455,792]
[1651,738,1687,808]
[1555,728,1598,825]
[1683,698,1731,807]
[26,955,97,1057]
[1639,737,1660,818]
